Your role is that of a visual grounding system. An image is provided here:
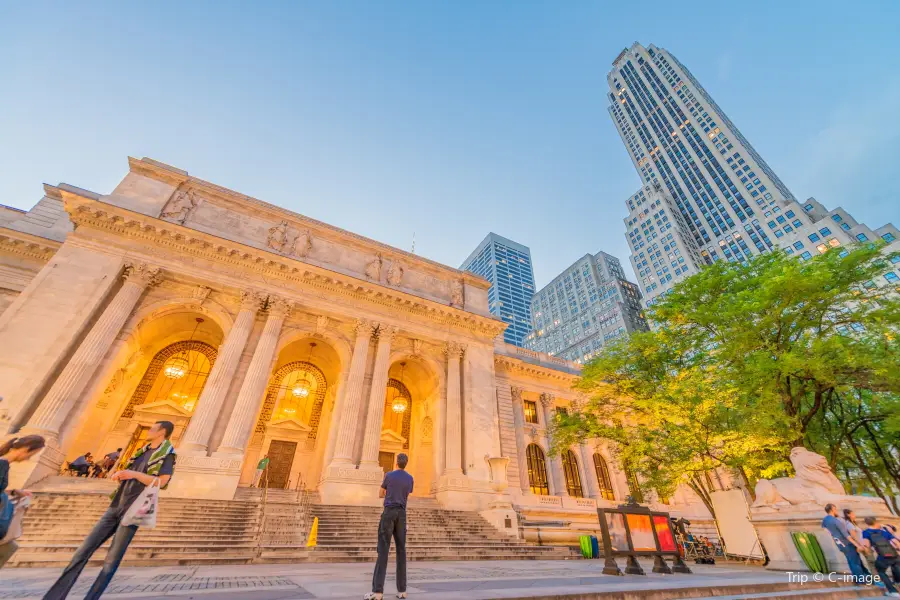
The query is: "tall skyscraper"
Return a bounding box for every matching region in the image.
[524,251,647,364]
[460,233,535,346]
[607,43,900,307]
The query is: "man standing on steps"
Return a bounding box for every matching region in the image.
[42,421,177,600]
[365,453,413,600]
[253,454,270,488]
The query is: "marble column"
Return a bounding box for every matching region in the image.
[180,290,265,454]
[215,295,291,456]
[510,386,531,494]
[444,341,464,474]
[580,442,601,500]
[22,262,161,445]
[540,393,568,496]
[329,320,374,465]
[359,324,398,469]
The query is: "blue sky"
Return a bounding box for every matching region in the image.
[1,1,898,286]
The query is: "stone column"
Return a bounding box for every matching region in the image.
[580,442,601,500]
[540,393,568,496]
[180,290,265,455]
[444,341,464,474]
[214,295,291,456]
[329,320,374,465]
[510,386,531,494]
[359,324,398,469]
[22,262,161,445]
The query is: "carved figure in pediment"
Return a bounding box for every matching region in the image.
[387,260,404,286]
[451,279,464,308]
[288,229,313,258]
[366,254,383,280]
[267,220,290,252]
[161,188,200,224]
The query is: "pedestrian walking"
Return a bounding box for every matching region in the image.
[253,455,270,487]
[862,516,900,597]
[0,435,46,568]
[822,503,867,580]
[364,453,413,600]
[843,509,873,576]
[42,420,176,599]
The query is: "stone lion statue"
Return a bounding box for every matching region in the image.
[752,447,884,510]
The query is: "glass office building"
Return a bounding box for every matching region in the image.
[460,233,535,346]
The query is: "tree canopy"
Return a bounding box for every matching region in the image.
[555,243,900,514]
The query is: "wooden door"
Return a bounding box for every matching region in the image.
[266,440,297,490]
[378,451,395,475]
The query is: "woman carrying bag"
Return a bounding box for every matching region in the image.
[0,435,46,568]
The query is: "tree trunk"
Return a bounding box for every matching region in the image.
[687,475,716,520]
[846,434,890,506]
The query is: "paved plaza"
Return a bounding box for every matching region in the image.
[0,560,872,600]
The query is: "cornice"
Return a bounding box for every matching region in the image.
[126,156,491,291]
[62,192,507,339]
[494,354,580,384]
[0,227,60,262]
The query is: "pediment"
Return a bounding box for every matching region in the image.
[135,400,192,417]
[268,418,312,433]
[380,429,406,444]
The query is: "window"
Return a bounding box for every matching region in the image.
[526,444,550,495]
[819,227,832,236]
[793,241,804,250]
[883,232,897,243]
[857,233,869,242]
[808,233,820,242]
[625,469,644,503]
[129,340,217,417]
[800,251,812,261]
[523,400,538,424]
[562,449,584,498]
[593,453,616,501]
[804,203,814,211]
[841,223,851,231]
[886,272,899,284]
[832,214,843,222]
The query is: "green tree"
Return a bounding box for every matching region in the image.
[556,244,900,512]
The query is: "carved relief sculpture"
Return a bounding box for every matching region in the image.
[288,229,313,258]
[161,188,200,225]
[451,279,465,308]
[267,220,313,259]
[267,220,290,252]
[191,285,212,304]
[387,260,404,287]
[365,254,383,281]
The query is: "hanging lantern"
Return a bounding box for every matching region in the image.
[292,377,311,398]
[391,362,408,413]
[164,317,203,379]
[164,356,189,379]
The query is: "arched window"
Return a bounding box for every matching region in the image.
[526,444,549,496]
[382,379,412,448]
[593,453,616,501]
[626,468,644,503]
[254,361,328,442]
[562,449,583,498]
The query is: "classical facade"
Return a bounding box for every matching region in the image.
[0,158,710,541]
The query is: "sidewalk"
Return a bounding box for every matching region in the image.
[0,559,873,600]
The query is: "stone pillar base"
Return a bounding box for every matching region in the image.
[165,455,244,500]
[479,498,519,539]
[8,443,66,489]
[318,462,383,506]
[434,471,474,510]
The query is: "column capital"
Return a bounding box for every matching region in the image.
[375,324,399,342]
[510,386,523,403]
[122,262,162,288]
[239,289,267,312]
[353,318,375,338]
[539,392,554,409]
[265,294,293,318]
[444,340,465,359]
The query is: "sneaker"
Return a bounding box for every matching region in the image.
[363,594,383,600]
[884,592,899,597]
[397,594,408,599]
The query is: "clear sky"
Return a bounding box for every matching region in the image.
[1,1,898,287]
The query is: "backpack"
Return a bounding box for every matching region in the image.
[868,529,898,559]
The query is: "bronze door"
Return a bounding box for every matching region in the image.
[266,440,297,489]
[378,451,395,474]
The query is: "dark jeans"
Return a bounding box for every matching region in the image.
[875,556,900,594]
[840,544,867,579]
[43,507,138,600]
[372,506,407,594]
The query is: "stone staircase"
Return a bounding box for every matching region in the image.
[8,487,308,568]
[307,503,580,562]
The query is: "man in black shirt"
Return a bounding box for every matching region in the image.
[43,421,176,600]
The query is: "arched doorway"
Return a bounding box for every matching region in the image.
[526,443,549,495]
[593,453,616,501]
[561,449,583,498]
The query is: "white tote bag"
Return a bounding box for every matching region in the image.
[0,496,30,545]
[120,478,160,529]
